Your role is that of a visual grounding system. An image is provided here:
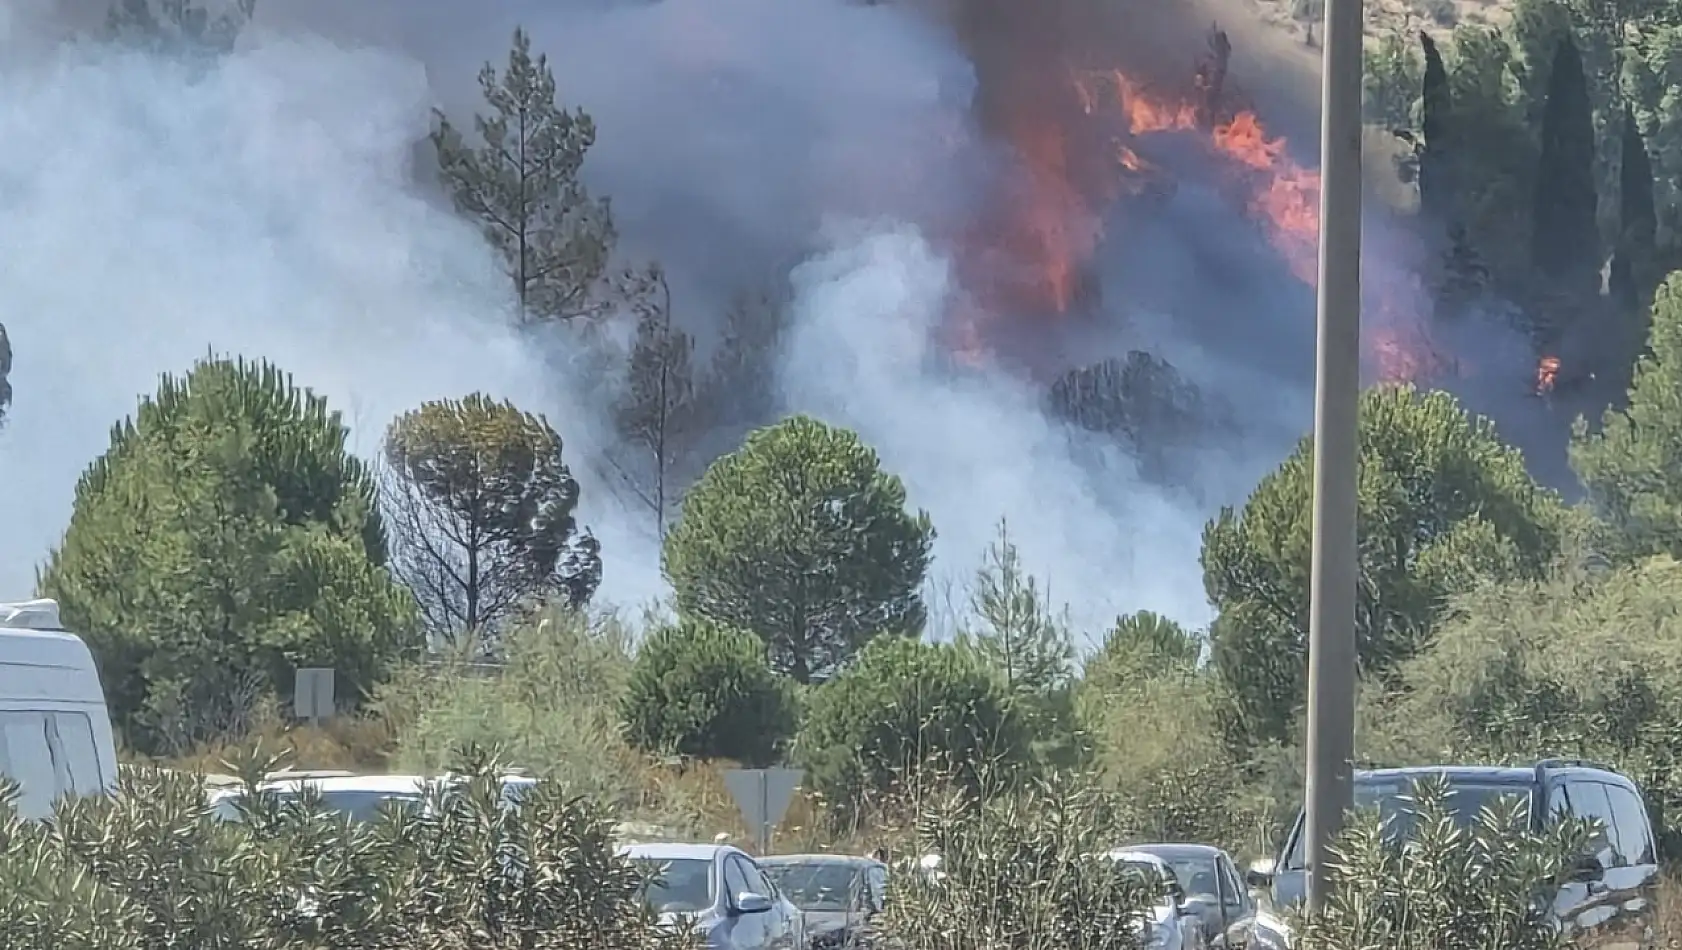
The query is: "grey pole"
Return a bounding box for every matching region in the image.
[1303,0,1363,917]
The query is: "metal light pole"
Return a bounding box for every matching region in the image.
[1303,0,1363,917]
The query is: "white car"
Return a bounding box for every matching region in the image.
[620,842,806,950]
[1106,849,1209,950]
[206,771,537,822]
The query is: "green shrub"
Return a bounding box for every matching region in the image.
[379,607,645,808]
[1297,775,1584,950]
[0,758,683,950]
[795,637,1029,824]
[620,619,795,766]
[885,775,1156,950]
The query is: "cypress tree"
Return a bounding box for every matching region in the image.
[1531,36,1599,298]
[1610,103,1656,307]
[1418,32,1454,223]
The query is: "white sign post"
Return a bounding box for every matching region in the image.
[722,767,804,855]
[294,668,335,722]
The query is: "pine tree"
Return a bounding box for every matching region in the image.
[432,29,615,322]
[612,265,701,538]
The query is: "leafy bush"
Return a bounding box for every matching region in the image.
[379,607,645,808]
[1359,556,1682,858]
[0,758,683,950]
[885,775,1156,950]
[620,618,796,766]
[1297,776,1584,950]
[795,637,1028,825]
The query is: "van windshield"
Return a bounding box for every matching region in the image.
[1284,778,1530,869]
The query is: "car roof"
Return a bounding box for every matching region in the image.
[1126,843,1227,861]
[234,773,534,795]
[619,842,735,861]
[757,854,885,869]
[1105,849,1173,869]
[1358,766,1541,787]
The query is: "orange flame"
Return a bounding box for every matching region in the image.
[1535,356,1560,395]
[956,53,1439,384]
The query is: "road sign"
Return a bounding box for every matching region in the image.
[294,668,335,722]
[723,767,804,854]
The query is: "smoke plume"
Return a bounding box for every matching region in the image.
[0,0,1460,639]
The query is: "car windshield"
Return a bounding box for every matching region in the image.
[1285,777,1530,868]
[762,863,866,912]
[1114,859,1176,903]
[1158,856,1220,900]
[1355,779,1531,838]
[634,857,714,914]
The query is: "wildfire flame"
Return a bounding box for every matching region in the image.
[954,41,1441,384]
[1535,356,1560,395]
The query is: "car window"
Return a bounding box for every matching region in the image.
[49,713,104,795]
[1218,856,1244,909]
[0,712,56,818]
[636,857,715,914]
[739,857,772,895]
[763,863,869,911]
[1603,782,1655,867]
[1566,781,1620,869]
[867,865,887,910]
[1162,856,1220,900]
[724,856,753,898]
[1285,777,1530,870]
[1547,783,1570,825]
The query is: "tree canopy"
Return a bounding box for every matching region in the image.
[618,618,794,766]
[39,355,418,754]
[381,393,600,642]
[1202,384,1565,745]
[1573,274,1682,561]
[661,415,935,684]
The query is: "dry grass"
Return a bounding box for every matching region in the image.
[1658,875,1682,950]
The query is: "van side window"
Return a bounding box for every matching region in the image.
[1566,781,1621,869]
[48,712,103,796]
[0,712,57,818]
[1603,783,1656,867]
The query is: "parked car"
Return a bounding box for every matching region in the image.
[206,771,537,822]
[1105,849,1208,950]
[1127,843,1256,950]
[1244,759,1660,950]
[758,853,887,949]
[621,842,807,950]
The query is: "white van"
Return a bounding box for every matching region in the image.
[0,599,119,819]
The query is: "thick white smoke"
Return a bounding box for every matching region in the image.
[778,223,1225,636]
[0,0,1330,639]
[0,36,664,607]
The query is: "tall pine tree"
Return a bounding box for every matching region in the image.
[1531,36,1599,301]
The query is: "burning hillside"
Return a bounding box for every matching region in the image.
[932,0,1442,384]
